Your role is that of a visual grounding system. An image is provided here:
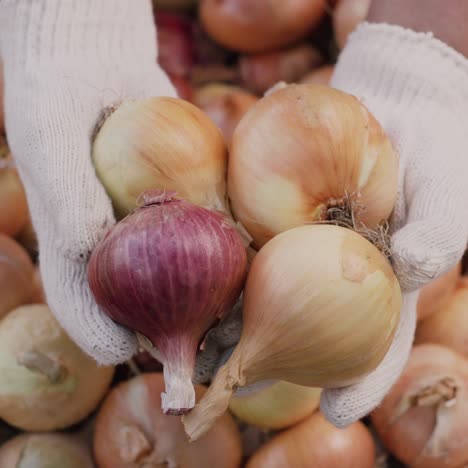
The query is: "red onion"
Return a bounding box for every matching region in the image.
[87,190,247,415]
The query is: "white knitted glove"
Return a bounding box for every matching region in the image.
[0,0,177,365]
[320,23,468,426]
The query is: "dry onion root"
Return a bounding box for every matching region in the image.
[0,433,94,468]
[93,373,242,468]
[246,412,376,468]
[0,304,114,431]
[228,83,398,249]
[372,344,468,468]
[184,224,401,440]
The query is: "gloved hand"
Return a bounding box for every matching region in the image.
[0,0,177,365]
[195,22,468,427]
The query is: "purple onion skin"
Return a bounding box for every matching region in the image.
[87,190,247,370]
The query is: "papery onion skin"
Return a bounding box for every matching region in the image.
[88,191,247,414]
[0,234,35,319]
[229,381,321,430]
[238,44,324,95]
[94,373,242,468]
[0,433,94,468]
[184,224,401,440]
[417,263,461,321]
[192,83,258,148]
[199,0,326,53]
[333,0,372,49]
[0,304,114,431]
[246,412,375,468]
[92,97,228,219]
[228,83,398,249]
[299,65,334,86]
[416,278,468,355]
[372,344,468,468]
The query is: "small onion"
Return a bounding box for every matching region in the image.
[238,44,324,94]
[88,190,247,415]
[333,0,372,49]
[94,373,242,468]
[184,224,401,440]
[372,344,468,468]
[0,149,28,237]
[417,262,461,321]
[228,83,398,249]
[0,234,35,319]
[192,83,258,148]
[299,65,335,86]
[0,433,94,468]
[199,0,326,53]
[246,412,375,468]
[92,97,228,219]
[0,304,114,431]
[229,380,321,430]
[416,278,468,356]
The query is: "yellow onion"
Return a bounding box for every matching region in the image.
[0,433,94,468]
[184,224,401,440]
[94,373,242,468]
[192,83,258,148]
[0,304,114,431]
[229,380,321,430]
[246,412,375,468]
[228,83,398,249]
[300,65,335,86]
[333,0,372,49]
[417,262,461,321]
[92,97,228,219]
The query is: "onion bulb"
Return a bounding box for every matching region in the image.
[184,224,401,440]
[0,234,35,319]
[92,97,228,219]
[199,0,326,53]
[94,373,242,468]
[228,83,398,249]
[0,148,28,237]
[333,0,371,49]
[417,262,461,321]
[246,412,375,468]
[238,44,324,94]
[416,278,468,356]
[300,65,334,86]
[372,344,468,468]
[0,304,114,431]
[0,433,94,468]
[229,381,321,430]
[88,190,247,415]
[192,83,258,148]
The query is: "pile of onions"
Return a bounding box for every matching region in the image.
[228,83,398,249]
[0,149,28,237]
[372,344,468,468]
[88,190,247,415]
[417,262,461,321]
[229,381,321,430]
[199,0,326,53]
[0,234,35,319]
[333,0,372,49]
[300,65,334,86]
[92,97,228,219]
[238,44,324,94]
[192,83,258,148]
[184,224,401,440]
[247,412,375,468]
[94,373,242,467]
[0,433,94,467]
[416,278,468,355]
[0,304,114,431]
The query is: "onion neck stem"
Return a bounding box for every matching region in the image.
[16,350,67,384]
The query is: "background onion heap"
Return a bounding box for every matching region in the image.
[0,2,465,468]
